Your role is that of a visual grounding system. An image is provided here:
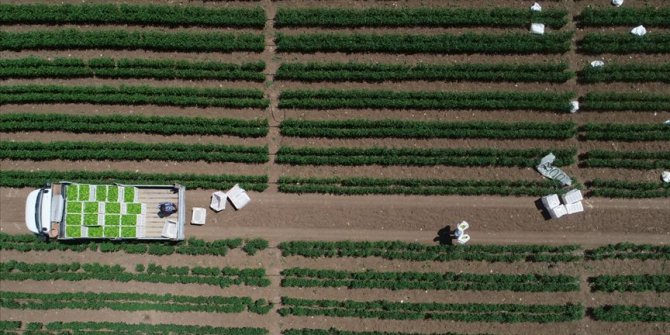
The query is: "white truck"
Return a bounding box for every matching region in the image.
[26,182,185,241]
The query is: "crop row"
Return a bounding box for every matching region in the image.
[0,170,268,191]
[281,268,579,292]
[276,147,575,167]
[282,329,488,335]
[278,241,581,263]
[281,119,577,140]
[591,305,670,322]
[589,275,670,292]
[582,123,670,142]
[0,141,269,163]
[0,57,266,81]
[278,177,568,197]
[0,321,266,335]
[0,3,265,27]
[0,84,268,108]
[276,62,573,83]
[581,92,670,112]
[279,90,574,112]
[279,297,583,323]
[1,260,271,288]
[0,29,264,52]
[579,33,670,54]
[579,63,670,83]
[585,243,670,261]
[0,291,273,314]
[0,113,268,137]
[589,179,670,199]
[584,150,670,170]
[579,7,670,27]
[276,32,573,54]
[275,7,567,28]
[0,233,269,256]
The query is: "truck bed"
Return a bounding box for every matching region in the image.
[137,188,179,238]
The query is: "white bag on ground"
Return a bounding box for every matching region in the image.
[531,23,545,35]
[662,171,670,183]
[612,0,624,7]
[631,25,647,36]
[590,60,605,67]
[530,3,542,12]
[570,101,579,113]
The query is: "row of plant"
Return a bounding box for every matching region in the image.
[0,291,273,314]
[0,170,268,191]
[581,92,670,112]
[589,275,670,292]
[584,150,670,170]
[579,33,670,54]
[579,63,670,83]
[0,113,268,137]
[581,123,670,142]
[0,3,265,27]
[279,90,575,112]
[585,243,670,261]
[278,241,581,263]
[591,305,670,322]
[0,233,269,256]
[0,57,266,81]
[0,260,271,288]
[0,29,264,52]
[276,62,573,83]
[276,32,573,54]
[579,7,670,27]
[588,179,669,198]
[278,297,584,323]
[281,268,579,292]
[0,141,269,163]
[281,119,577,140]
[278,177,569,197]
[275,7,567,28]
[276,147,575,167]
[0,84,269,108]
[283,329,489,335]
[0,321,267,335]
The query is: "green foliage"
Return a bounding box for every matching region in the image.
[582,123,670,142]
[4,321,266,335]
[591,305,670,322]
[0,4,265,27]
[585,150,670,170]
[0,57,266,81]
[243,238,269,256]
[0,170,269,191]
[0,291,272,314]
[282,268,580,292]
[0,84,269,108]
[276,147,576,167]
[278,241,581,263]
[126,203,142,215]
[281,119,576,140]
[283,329,492,335]
[276,62,573,83]
[0,29,264,52]
[580,7,670,27]
[279,90,575,112]
[0,113,269,137]
[276,32,573,54]
[0,141,269,163]
[0,260,270,288]
[276,7,567,28]
[579,33,670,54]
[589,179,669,198]
[589,275,670,292]
[578,63,670,83]
[581,92,670,111]
[105,203,121,214]
[87,226,103,238]
[585,243,670,260]
[65,226,81,238]
[278,177,569,197]
[66,202,82,213]
[279,297,584,322]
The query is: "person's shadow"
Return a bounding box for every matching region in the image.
[433,225,453,245]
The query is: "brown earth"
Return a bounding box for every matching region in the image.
[1,0,670,334]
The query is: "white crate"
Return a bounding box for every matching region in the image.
[541,194,561,210]
[549,205,568,219]
[561,189,583,205]
[566,201,584,214]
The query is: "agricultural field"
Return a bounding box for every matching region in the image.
[0,0,668,335]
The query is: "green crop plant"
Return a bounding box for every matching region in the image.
[578,63,670,83]
[579,33,670,54]
[581,92,670,111]
[579,7,670,27]
[582,123,670,142]
[589,275,669,292]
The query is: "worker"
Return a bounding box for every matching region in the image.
[158,202,177,216]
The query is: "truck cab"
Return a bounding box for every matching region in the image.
[25,184,65,241]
